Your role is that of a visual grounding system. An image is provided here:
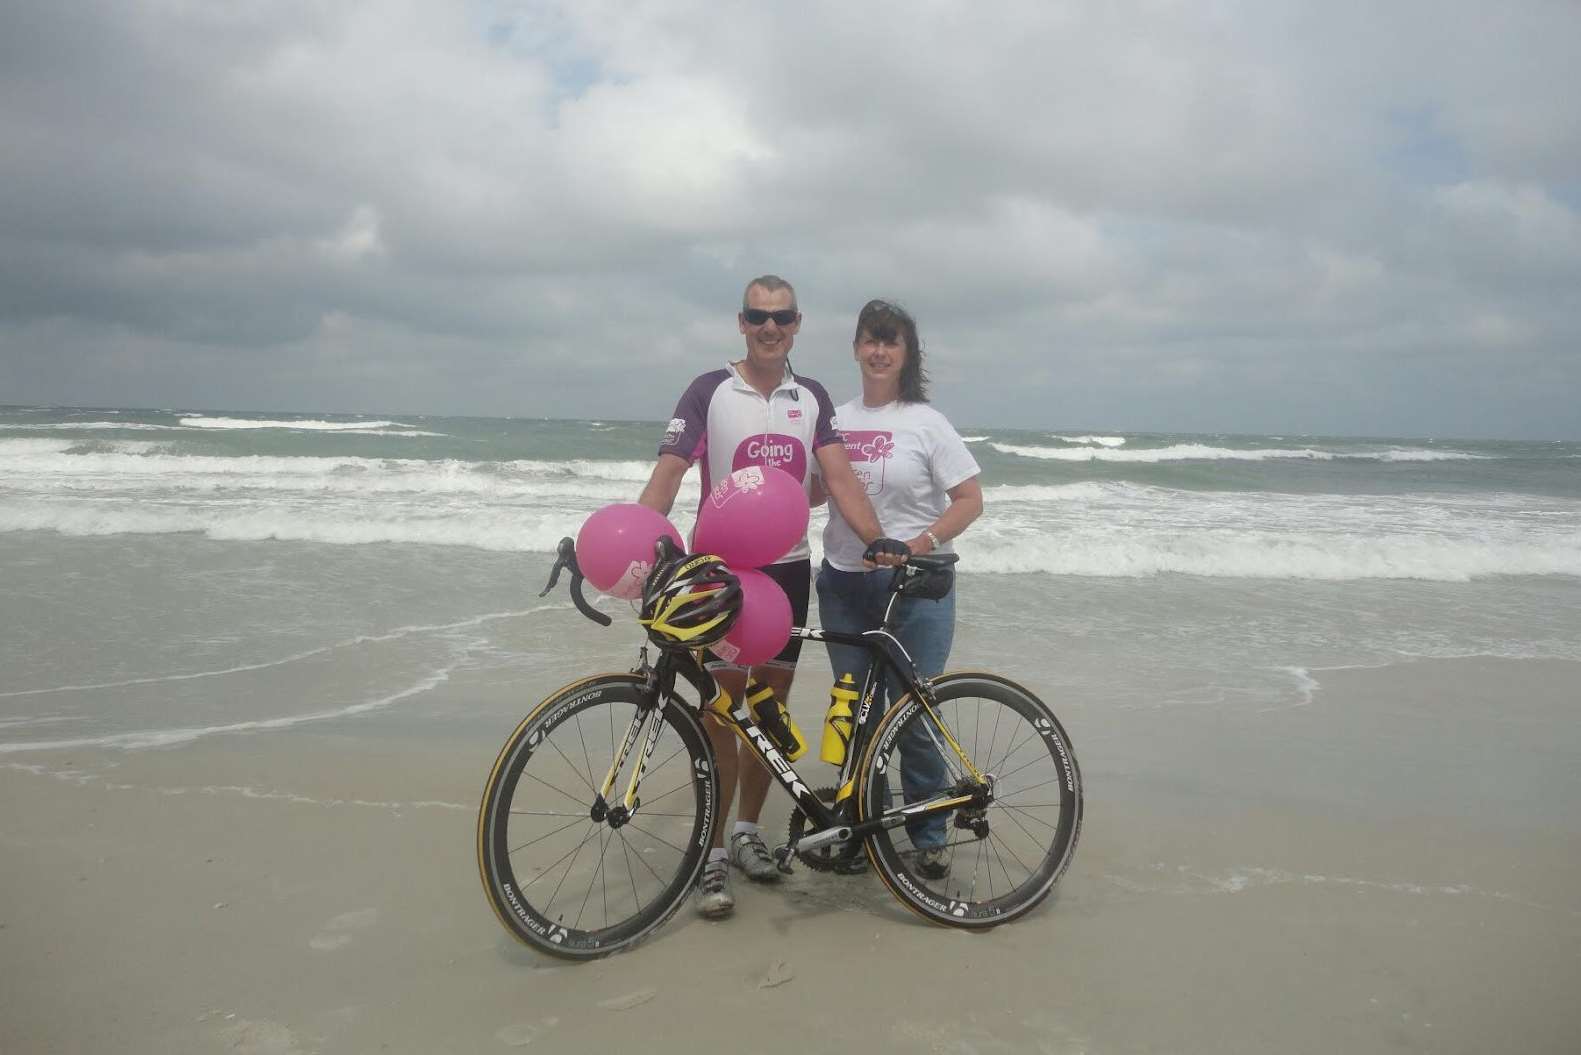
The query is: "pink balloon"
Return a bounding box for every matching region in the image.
[576,503,684,599]
[711,568,793,667]
[692,465,810,569]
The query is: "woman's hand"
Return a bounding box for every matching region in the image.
[862,537,910,568]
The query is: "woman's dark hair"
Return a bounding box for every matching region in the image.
[855,299,929,403]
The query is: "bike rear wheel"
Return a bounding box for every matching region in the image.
[477,674,716,959]
[857,672,1082,928]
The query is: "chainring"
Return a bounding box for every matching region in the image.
[787,786,867,873]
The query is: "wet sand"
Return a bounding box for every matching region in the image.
[3,656,1579,1054]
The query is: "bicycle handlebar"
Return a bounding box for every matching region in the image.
[540,537,612,627]
[542,535,957,631]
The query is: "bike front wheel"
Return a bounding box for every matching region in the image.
[856,672,1082,929]
[477,673,717,959]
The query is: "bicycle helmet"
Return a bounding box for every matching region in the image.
[638,552,742,649]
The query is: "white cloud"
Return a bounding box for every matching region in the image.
[1,0,1578,437]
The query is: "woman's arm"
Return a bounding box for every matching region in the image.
[906,476,983,555]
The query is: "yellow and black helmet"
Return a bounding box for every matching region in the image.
[638,552,741,650]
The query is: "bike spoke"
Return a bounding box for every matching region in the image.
[573,827,612,931]
[987,725,1038,778]
[647,741,690,777]
[573,712,598,795]
[536,822,600,922]
[623,820,691,858]
[618,831,645,914]
[994,773,1062,800]
[519,766,595,810]
[991,748,1052,788]
[988,823,1034,878]
[618,829,673,886]
[993,801,1063,830]
[507,815,586,855]
[545,735,599,798]
[634,781,690,808]
[987,830,1021,893]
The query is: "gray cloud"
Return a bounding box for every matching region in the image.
[1,0,1577,438]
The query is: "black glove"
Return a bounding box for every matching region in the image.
[862,537,909,565]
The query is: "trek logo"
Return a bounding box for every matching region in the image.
[745,725,810,799]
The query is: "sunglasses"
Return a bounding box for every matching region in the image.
[741,308,800,326]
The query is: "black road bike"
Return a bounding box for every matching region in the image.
[478,538,1083,959]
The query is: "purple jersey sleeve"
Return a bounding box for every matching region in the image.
[801,377,843,451]
[657,370,729,463]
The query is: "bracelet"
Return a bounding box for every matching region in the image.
[925,529,942,550]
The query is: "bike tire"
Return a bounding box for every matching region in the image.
[856,671,1082,929]
[477,673,717,959]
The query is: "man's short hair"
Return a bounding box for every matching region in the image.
[742,275,797,311]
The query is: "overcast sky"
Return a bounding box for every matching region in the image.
[2,2,1578,439]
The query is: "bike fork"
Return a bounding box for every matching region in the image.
[590,697,666,828]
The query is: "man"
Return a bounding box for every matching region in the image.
[638,274,898,919]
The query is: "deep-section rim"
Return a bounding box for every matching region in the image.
[477,673,716,959]
[856,670,1083,929]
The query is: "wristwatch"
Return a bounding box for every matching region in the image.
[925,529,942,550]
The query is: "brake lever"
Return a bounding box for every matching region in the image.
[540,536,612,627]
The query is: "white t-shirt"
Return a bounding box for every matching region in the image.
[822,399,981,572]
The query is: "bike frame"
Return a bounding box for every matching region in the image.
[589,567,987,863]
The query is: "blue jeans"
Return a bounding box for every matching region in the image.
[815,561,955,849]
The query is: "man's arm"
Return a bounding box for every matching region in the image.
[813,442,883,543]
[637,453,690,516]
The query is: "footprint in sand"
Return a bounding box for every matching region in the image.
[309,907,378,951]
[496,1017,559,1046]
[219,1018,303,1054]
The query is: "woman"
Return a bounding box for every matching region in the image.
[816,299,983,879]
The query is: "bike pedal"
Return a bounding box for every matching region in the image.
[772,844,795,875]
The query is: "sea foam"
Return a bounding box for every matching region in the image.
[991,442,1483,463]
[180,416,420,431]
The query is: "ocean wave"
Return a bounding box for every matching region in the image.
[0,503,595,552]
[1051,434,1127,447]
[982,482,1135,502]
[0,664,459,753]
[1375,449,1486,462]
[179,416,427,432]
[3,421,189,432]
[6,495,1575,582]
[960,435,988,443]
[961,533,1581,581]
[502,458,656,481]
[0,446,660,489]
[0,438,80,456]
[991,443,1484,463]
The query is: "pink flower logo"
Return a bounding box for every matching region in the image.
[863,436,896,461]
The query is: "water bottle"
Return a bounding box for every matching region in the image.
[745,679,808,761]
[820,673,858,764]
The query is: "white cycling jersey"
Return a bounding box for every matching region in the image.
[658,361,841,564]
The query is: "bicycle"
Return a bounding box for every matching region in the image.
[477,537,1083,959]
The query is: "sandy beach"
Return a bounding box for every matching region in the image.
[4,652,1578,1054]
